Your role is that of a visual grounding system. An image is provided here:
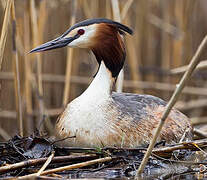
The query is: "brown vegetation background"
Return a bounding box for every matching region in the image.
[1,0,207,141]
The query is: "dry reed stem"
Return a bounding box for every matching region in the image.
[15,32,24,57]
[193,129,207,139]
[11,1,23,137]
[136,35,207,176]
[121,0,134,20]
[173,1,184,70]
[41,156,112,176]
[90,0,99,17]
[0,0,6,8]
[160,1,171,99]
[124,15,143,93]
[36,151,55,176]
[26,157,112,177]
[38,1,47,38]
[1,72,207,96]
[37,175,62,179]
[62,0,77,106]
[2,95,207,119]
[134,0,144,87]
[111,0,123,93]
[0,110,16,119]
[191,117,207,126]
[23,1,33,133]
[139,0,155,92]
[36,0,54,134]
[148,14,183,39]
[18,151,55,179]
[0,154,98,174]
[19,152,59,179]
[0,126,11,140]
[82,0,92,18]
[153,138,207,155]
[152,140,207,162]
[171,60,207,74]
[30,0,43,96]
[0,0,12,70]
[176,99,207,111]
[106,0,112,19]
[123,80,207,96]
[30,0,45,126]
[0,109,63,119]
[111,0,121,22]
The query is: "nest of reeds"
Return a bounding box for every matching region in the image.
[1,133,207,179]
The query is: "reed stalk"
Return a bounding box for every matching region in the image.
[62,0,77,107]
[82,0,92,18]
[23,1,33,133]
[136,35,207,176]
[1,71,207,96]
[0,0,12,70]
[160,1,171,99]
[111,0,123,93]
[36,151,55,176]
[121,0,134,20]
[125,15,143,93]
[11,1,23,136]
[0,127,11,140]
[171,60,207,74]
[30,0,44,126]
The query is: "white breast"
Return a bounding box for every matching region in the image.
[56,61,115,147]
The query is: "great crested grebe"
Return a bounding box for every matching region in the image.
[31,18,192,147]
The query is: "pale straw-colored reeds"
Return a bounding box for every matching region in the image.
[0,0,13,139]
[62,0,77,107]
[0,0,12,70]
[30,0,44,126]
[11,0,23,136]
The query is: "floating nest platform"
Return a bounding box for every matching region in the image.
[1,134,207,179]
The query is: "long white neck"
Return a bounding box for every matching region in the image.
[80,61,113,99]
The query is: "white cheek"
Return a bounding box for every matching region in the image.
[68,36,89,48]
[67,25,97,48]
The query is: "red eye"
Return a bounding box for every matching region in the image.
[78,29,85,35]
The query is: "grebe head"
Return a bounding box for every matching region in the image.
[30,18,133,77]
